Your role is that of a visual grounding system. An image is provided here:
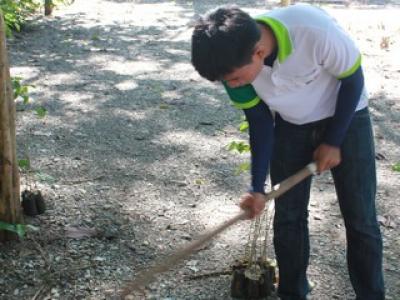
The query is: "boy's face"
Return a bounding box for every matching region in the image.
[222,46,265,88]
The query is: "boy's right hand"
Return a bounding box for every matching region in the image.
[239,192,266,219]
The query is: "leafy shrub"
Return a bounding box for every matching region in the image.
[0,0,40,36]
[227,119,251,174]
[12,76,31,103]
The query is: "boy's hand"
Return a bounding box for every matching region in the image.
[239,192,266,219]
[313,143,341,173]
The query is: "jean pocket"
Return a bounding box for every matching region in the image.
[352,107,370,120]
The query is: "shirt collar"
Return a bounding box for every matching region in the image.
[254,15,293,63]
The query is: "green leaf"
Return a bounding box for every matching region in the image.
[0,221,39,239]
[12,77,21,88]
[5,26,13,38]
[35,107,47,118]
[23,95,29,104]
[21,86,28,94]
[236,142,250,154]
[227,141,250,154]
[392,163,400,172]
[227,141,238,152]
[0,221,26,239]
[239,121,249,132]
[18,158,31,170]
[12,76,31,102]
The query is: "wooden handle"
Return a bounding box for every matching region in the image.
[265,162,316,201]
[121,163,316,298]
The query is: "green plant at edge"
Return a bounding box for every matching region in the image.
[227,118,251,175]
[0,0,40,36]
[12,76,32,104]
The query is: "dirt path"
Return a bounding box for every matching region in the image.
[2,0,399,299]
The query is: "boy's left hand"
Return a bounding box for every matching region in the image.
[313,143,341,173]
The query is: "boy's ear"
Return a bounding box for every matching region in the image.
[253,43,267,60]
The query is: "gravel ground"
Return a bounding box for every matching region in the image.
[1,0,399,299]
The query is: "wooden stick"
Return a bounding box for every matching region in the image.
[186,269,232,280]
[121,163,316,298]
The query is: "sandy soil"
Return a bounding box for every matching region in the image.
[1,0,399,299]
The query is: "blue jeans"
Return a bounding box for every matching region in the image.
[271,108,384,300]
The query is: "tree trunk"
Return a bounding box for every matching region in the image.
[45,0,54,16]
[0,12,23,242]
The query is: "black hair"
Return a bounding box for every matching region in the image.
[191,6,261,82]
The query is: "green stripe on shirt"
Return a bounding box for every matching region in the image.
[232,96,261,109]
[337,54,362,79]
[254,16,293,63]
